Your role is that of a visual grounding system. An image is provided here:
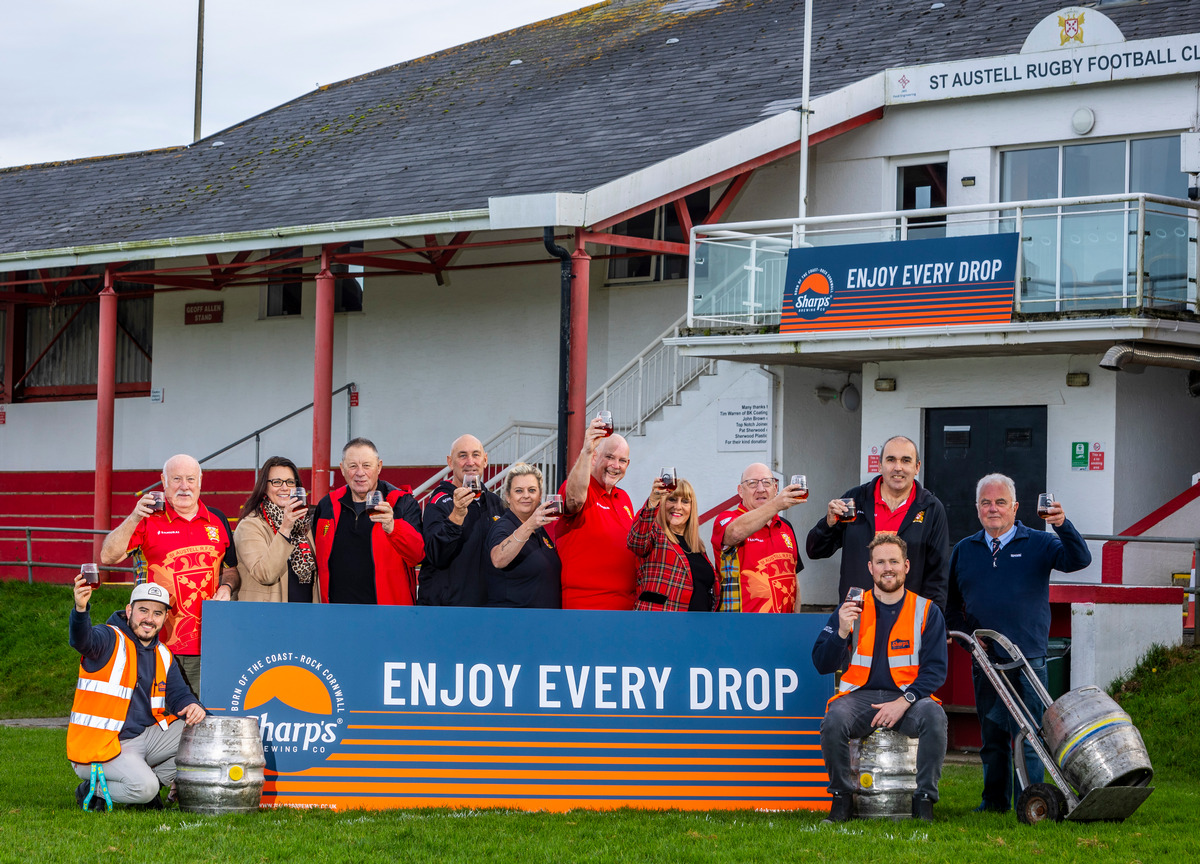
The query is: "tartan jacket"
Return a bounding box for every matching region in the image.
[626,504,719,612]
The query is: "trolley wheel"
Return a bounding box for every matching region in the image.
[1016,783,1067,825]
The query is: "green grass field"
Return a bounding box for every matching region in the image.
[2,580,1197,863]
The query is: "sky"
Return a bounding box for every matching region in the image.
[0,0,592,169]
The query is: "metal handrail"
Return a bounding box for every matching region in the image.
[0,525,137,584]
[1080,533,1200,547]
[410,315,716,504]
[138,382,357,493]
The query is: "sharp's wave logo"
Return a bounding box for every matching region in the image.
[229,654,346,771]
[790,267,835,321]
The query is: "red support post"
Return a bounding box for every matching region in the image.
[313,248,335,502]
[567,231,591,467]
[93,268,118,568]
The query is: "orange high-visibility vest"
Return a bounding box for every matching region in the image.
[829,590,935,707]
[66,625,176,764]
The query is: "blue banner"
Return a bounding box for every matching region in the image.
[201,604,834,812]
[780,233,1019,332]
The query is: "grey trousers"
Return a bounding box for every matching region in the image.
[176,654,202,696]
[72,721,185,804]
[821,688,948,800]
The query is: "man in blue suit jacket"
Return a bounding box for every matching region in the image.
[947,473,1092,813]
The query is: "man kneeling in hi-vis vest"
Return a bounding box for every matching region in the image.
[67,576,206,810]
[812,532,948,823]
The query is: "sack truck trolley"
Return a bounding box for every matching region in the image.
[951,629,1155,824]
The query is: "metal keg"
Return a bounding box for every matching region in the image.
[1042,685,1153,796]
[849,729,918,819]
[176,715,266,815]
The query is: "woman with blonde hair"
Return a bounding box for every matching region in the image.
[484,462,562,608]
[627,476,718,611]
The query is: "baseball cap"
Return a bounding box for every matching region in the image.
[130,583,172,608]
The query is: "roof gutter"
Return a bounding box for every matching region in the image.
[1099,341,1200,373]
[0,208,491,273]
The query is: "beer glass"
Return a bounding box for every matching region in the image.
[659,467,677,491]
[1037,492,1055,518]
[464,473,483,499]
[836,498,857,522]
[790,474,809,501]
[544,494,564,518]
[596,410,614,437]
[846,585,864,612]
[291,487,308,507]
[365,490,384,508]
[148,491,166,513]
[81,563,100,586]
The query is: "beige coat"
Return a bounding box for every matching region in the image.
[233,510,321,603]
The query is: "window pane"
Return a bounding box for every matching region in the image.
[1133,136,1189,306]
[1001,148,1058,201]
[607,210,657,280]
[1131,136,1185,197]
[1063,141,1124,197]
[898,163,948,239]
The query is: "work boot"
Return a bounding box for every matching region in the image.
[822,793,854,824]
[912,793,935,822]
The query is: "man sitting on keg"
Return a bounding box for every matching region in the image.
[812,532,948,823]
[67,574,206,811]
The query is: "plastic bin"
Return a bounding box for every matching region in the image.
[1046,637,1071,700]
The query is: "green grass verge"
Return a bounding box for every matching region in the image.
[1109,641,1200,780]
[0,580,129,720]
[1,727,1196,864]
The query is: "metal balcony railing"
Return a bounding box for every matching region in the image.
[688,193,1199,329]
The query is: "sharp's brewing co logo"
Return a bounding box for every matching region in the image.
[1059,12,1083,45]
[229,653,346,771]
[790,267,835,321]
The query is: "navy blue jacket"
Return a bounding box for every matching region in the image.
[69,608,201,739]
[417,480,506,607]
[806,478,950,611]
[811,589,948,701]
[947,519,1092,659]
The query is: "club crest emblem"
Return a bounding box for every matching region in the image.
[1059,12,1083,45]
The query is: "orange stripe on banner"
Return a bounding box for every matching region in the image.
[338,739,820,751]
[347,724,817,735]
[811,299,1013,317]
[835,278,1012,297]
[260,796,831,813]
[793,310,1011,329]
[269,767,829,783]
[324,753,822,767]
[349,710,825,721]
[265,780,827,797]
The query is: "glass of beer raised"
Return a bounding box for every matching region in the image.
[846,585,864,612]
[790,474,809,501]
[596,410,614,437]
[464,473,483,500]
[1037,492,1055,518]
[659,467,677,491]
[365,490,384,508]
[544,494,564,518]
[148,491,166,513]
[836,498,857,522]
[291,487,308,508]
[81,563,100,586]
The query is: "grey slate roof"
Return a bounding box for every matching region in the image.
[1,0,1197,256]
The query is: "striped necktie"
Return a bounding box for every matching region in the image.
[991,537,1001,568]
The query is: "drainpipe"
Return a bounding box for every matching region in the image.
[93,267,117,570]
[544,228,572,487]
[313,248,335,501]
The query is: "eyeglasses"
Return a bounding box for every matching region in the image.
[741,478,777,489]
[267,479,299,488]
